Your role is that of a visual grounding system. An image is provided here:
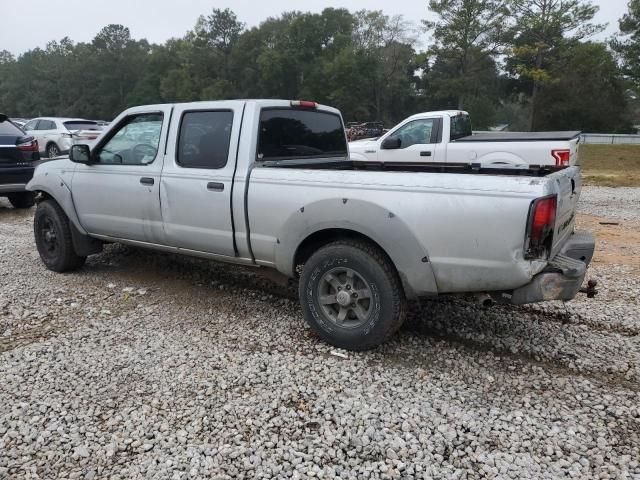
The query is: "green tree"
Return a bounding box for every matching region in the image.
[613,0,640,89]
[424,0,512,109]
[533,42,630,132]
[508,0,604,130]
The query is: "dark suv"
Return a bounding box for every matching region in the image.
[0,114,40,208]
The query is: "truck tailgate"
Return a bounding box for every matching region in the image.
[548,166,581,257]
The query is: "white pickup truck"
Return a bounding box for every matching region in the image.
[349,110,581,168]
[27,100,595,351]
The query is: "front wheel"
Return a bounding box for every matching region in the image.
[8,192,35,209]
[299,240,406,351]
[34,200,86,272]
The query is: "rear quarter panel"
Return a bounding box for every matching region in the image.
[248,168,549,295]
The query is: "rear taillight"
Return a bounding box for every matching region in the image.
[524,195,557,259]
[551,149,570,166]
[17,138,38,152]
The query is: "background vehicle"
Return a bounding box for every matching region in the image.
[0,114,39,208]
[22,117,104,158]
[349,111,581,168]
[10,118,29,128]
[27,100,594,350]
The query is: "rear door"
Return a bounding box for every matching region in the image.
[160,102,244,256]
[377,118,443,163]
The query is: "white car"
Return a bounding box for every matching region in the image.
[349,110,581,168]
[22,117,104,158]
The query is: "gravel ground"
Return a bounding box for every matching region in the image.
[1,187,639,480]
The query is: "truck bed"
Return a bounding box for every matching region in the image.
[456,131,582,142]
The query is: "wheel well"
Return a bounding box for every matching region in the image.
[293,228,391,277]
[34,190,54,204]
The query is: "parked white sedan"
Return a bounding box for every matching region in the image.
[22,118,104,158]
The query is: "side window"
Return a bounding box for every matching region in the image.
[257,108,347,160]
[388,119,435,148]
[37,120,56,130]
[95,113,163,165]
[177,111,233,169]
[23,119,38,131]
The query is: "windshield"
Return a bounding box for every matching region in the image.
[450,114,472,140]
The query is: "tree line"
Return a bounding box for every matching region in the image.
[1,0,639,132]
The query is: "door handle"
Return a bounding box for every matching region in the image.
[207,182,225,192]
[420,151,432,157]
[140,177,154,186]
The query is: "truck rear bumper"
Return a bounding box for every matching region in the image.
[508,230,595,305]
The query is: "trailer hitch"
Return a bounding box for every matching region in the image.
[579,279,598,298]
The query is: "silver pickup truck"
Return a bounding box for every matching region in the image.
[27,100,595,350]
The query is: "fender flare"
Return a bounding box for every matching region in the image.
[475,151,528,168]
[274,198,439,298]
[28,175,87,235]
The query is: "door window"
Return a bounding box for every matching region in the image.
[23,119,38,131]
[94,113,163,165]
[36,120,56,130]
[388,119,435,148]
[177,111,233,169]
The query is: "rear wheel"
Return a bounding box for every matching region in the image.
[47,143,60,158]
[7,192,35,209]
[299,240,406,351]
[34,200,86,272]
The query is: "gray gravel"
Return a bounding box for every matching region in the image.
[1,187,640,479]
[577,186,640,221]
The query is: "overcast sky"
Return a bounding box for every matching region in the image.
[0,0,631,55]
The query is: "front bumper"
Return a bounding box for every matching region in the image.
[507,230,595,305]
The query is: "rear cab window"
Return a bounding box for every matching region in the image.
[257,108,347,161]
[450,114,472,141]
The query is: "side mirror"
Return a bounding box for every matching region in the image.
[69,144,91,163]
[381,137,401,149]
[0,113,7,123]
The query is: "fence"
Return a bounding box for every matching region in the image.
[580,133,640,145]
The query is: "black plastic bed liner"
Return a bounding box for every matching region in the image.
[260,159,567,176]
[455,131,581,142]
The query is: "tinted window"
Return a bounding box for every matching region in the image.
[258,109,347,160]
[389,119,435,148]
[450,114,472,140]
[177,111,233,169]
[64,121,100,131]
[37,120,56,130]
[0,120,23,135]
[96,113,163,165]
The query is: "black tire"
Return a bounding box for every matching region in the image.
[34,200,86,272]
[7,192,35,209]
[47,143,60,158]
[299,240,407,351]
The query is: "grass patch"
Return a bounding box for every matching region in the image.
[578,144,640,187]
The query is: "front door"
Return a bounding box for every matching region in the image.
[71,107,172,243]
[160,102,243,256]
[377,118,442,163]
